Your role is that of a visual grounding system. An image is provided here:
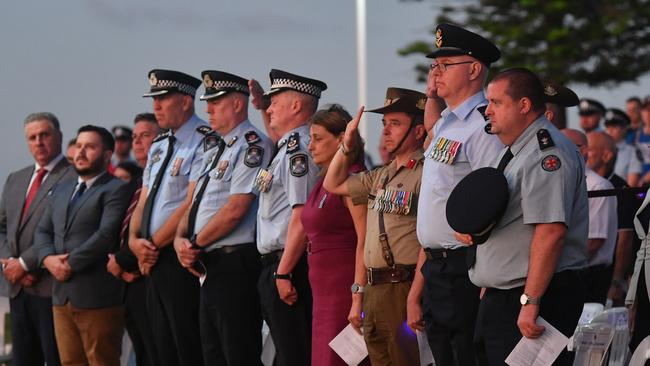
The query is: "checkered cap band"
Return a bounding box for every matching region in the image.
[156,79,197,95]
[271,78,322,98]
[213,80,248,93]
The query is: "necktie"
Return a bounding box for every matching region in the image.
[68,182,87,212]
[187,139,225,238]
[140,135,176,239]
[21,167,47,222]
[467,148,513,269]
[120,186,142,248]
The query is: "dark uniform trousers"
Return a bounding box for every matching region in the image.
[258,252,312,366]
[580,263,613,305]
[421,247,480,366]
[474,270,584,366]
[145,245,203,366]
[9,291,61,366]
[124,277,160,366]
[199,244,263,366]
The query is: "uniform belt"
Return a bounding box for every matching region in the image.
[260,250,283,267]
[367,265,416,285]
[424,247,467,260]
[205,243,256,257]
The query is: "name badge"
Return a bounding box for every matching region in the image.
[428,137,462,165]
[370,188,413,215]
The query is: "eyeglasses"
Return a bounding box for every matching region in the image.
[429,61,474,73]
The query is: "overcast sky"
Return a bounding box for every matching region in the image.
[1,0,649,187]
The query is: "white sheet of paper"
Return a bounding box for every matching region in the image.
[505,317,569,366]
[417,330,436,365]
[329,324,368,366]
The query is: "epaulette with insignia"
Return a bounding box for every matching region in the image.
[153,130,172,143]
[227,136,238,147]
[286,132,300,153]
[203,134,221,152]
[536,129,555,150]
[245,131,261,145]
[196,126,213,135]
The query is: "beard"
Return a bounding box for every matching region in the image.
[74,157,105,176]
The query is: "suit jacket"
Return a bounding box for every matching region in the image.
[34,172,132,308]
[0,159,76,297]
[627,192,650,305]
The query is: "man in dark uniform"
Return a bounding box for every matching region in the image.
[543,83,579,130]
[174,70,273,366]
[128,69,206,366]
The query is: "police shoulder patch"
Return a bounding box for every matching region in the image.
[245,131,261,145]
[289,153,308,177]
[536,129,555,150]
[541,154,561,172]
[196,126,213,135]
[286,132,300,153]
[484,123,493,135]
[203,134,221,152]
[152,130,171,143]
[244,145,264,168]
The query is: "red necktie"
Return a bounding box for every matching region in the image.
[21,168,47,222]
[120,186,142,247]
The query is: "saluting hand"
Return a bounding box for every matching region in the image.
[248,79,270,111]
[342,106,365,154]
[517,304,545,339]
[426,71,438,99]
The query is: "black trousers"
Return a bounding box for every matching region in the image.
[258,253,312,366]
[125,276,159,366]
[580,263,613,305]
[145,246,203,366]
[421,248,480,366]
[199,244,263,366]
[9,291,61,366]
[474,270,584,366]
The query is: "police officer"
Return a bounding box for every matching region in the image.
[173,70,273,366]
[604,108,642,186]
[255,69,323,366]
[128,69,206,366]
[406,23,503,366]
[466,68,588,366]
[579,98,606,133]
[324,87,427,366]
[111,125,135,166]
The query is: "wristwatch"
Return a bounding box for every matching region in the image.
[520,293,540,306]
[273,272,292,280]
[351,283,365,294]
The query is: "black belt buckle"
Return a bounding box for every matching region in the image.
[367,268,374,286]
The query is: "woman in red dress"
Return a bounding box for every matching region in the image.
[301,104,369,366]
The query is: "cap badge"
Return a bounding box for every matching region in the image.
[579,100,589,110]
[416,98,427,110]
[435,28,443,48]
[605,111,614,120]
[203,74,214,88]
[544,85,557,96]
[149,72,158,87]
[384,98,398,106]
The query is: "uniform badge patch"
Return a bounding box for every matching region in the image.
[536,129,555,150]
[245,131,261,145]
[227,136,238,147]
[151,147,162,164]
[484,123,494,135]
[541,155,561,171]
[286,133,300,153]
[289,154,308,177]
[170,157,183,176]
[244,146,264,168]
[203,134,220,152]
[152,130,171,143]
[196,126,212,135]
[214,160,229,179]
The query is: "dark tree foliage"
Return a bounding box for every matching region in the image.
[399,0,650,86]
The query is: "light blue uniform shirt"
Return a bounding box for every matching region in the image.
[142,114,208,235]
[417,91,503,250]
[193,120,273,250]
[256,124,319,254]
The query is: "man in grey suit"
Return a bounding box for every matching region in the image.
[0,112,74,366]
[35,125,131,366]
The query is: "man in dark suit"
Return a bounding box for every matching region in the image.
[0,112,74,366]
[35,125,131,366]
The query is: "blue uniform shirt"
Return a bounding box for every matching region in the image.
[142,114,208,235]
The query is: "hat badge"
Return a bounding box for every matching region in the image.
[435,29,443,48]
[384,98,398,106]
[605,111,614,120]
[544,85,557,96]
[416,98,427,110]
[149,72,158,87]
[203,74,214,88]
[579,100,589,110]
